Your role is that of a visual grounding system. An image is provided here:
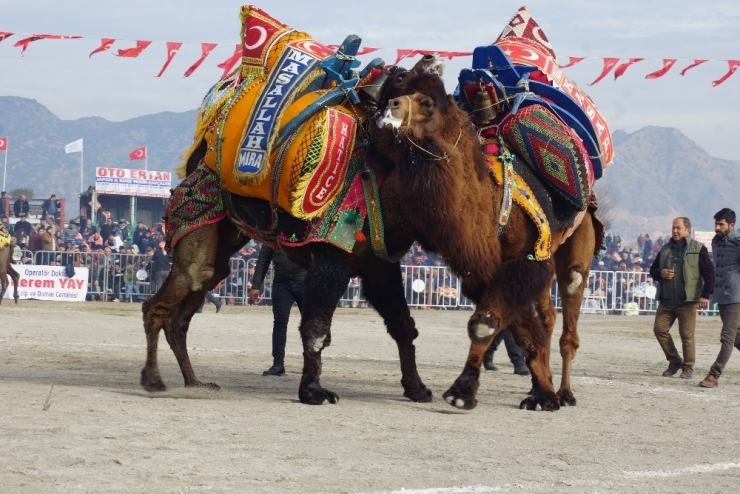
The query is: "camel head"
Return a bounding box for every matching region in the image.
[376,72,453,141]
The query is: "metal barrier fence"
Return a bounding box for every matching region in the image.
[16,254,721,315]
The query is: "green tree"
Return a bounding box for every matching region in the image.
[9,187,34,200]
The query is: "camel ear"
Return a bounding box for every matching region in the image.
[446,94,456,112]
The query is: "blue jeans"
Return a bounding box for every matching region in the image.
[124,283,143,301]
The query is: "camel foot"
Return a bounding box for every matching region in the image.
[519,390,560,411]
[299,384,339,405]
[442,376,478,410]
[402,381,433,403]
[557,388,577,407]
[186,381,221,391]
[141,368,167,393]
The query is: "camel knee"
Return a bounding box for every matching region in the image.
[187,265,215,291]
[565,270,583,295]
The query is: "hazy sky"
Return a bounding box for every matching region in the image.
[1,0,739,160]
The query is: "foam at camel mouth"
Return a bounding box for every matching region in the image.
[376,109,404,129]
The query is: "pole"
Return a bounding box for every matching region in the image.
[2,137,7,191]
[145,145,148,171]
[130,196,136,235]
[80,146,84,192]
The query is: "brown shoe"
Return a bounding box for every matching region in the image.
[699,374,719,388]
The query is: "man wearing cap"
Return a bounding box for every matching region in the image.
[62,220,79,244]
[117,219,130,244]
[13,213,32,238]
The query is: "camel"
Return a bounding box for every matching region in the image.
[0,229,20,305]
[374,71,600,410]
[141,60,598,411]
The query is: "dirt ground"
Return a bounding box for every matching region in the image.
[2,301,740,493]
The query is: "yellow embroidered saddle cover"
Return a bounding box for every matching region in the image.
[182,5,364,220]
[0,224,11,249]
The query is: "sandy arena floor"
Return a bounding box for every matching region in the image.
[1,301,739,493]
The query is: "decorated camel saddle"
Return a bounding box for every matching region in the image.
[0,224,11,249]
[457,6,613,217]
[169,5,387,254]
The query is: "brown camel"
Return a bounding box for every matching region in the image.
[0,234,20,305]
[375,71,599,410]
[141,60,598,411]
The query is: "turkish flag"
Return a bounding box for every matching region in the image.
[645,59,677,79]
[614,58,644,80]
[117,40,152,58]
[680,59,708,76]
[560,57,585,68]
[90,38,115,58]
[0,137,7,151]
[217,44,241,78]
[184,42,218,77]
[588,57,620,85]
[0,32,13,43]
[13,34,82,55]
[712,60,740,87]
[129,146,146,161]
[155,41,183,77]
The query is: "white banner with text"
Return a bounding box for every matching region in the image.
[4,266,89,302]
[95,167,171,198]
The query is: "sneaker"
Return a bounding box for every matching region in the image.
[679,368,693,379]
[699,373,719,388]
[113,298,120,303]
[262,364,285,376]
[662,360,683,377]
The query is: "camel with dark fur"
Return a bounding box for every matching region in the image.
[0,240,20,305]
[375,71,598,410]
[141,60,597,411]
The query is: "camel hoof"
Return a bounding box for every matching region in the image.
[519,391,560,411]
[299,385,339,405]
[557,389,577,407]
[141,368,167,393]
[442,387,477,410]
[403,384,433,403]
[186,381,221,391]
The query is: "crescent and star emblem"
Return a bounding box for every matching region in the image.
[244,26,268,50]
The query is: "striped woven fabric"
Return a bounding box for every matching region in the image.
[501,104,591,211]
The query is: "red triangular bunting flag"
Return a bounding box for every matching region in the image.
[0,32,14,43]
[680,59,708,76]
[645,59,677,79]
[155,41,182,77]
[116,40,152,58]
[588,58,620,85]
[560,57,585,68]
[394,49,417,64]
[712,60,740,87]
[216,44,241,78]
[89,38,115,58]
[184,43,218,77]
[614,58,644,80]
[13,34,82,55]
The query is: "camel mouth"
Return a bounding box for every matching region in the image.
[420,54,445,76]
[376,109,404,130]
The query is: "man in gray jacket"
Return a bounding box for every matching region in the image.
[700,208,740,388]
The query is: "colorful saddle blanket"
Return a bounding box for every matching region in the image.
[0,224,11,249]
[182,6,380,222]
[456,6,613,182]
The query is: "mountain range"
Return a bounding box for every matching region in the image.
[1,95,737,242]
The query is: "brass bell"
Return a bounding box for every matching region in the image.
[474,87,496,124]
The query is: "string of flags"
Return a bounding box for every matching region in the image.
[0,31,738,85]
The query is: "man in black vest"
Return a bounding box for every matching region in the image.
[649,217,714,379]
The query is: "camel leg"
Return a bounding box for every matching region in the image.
[360,259,432,403]
[552,213,595,406]
[298,244,351,405]
[8,264,20,304]
[443,258,558,410]
[141,220,244,392]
